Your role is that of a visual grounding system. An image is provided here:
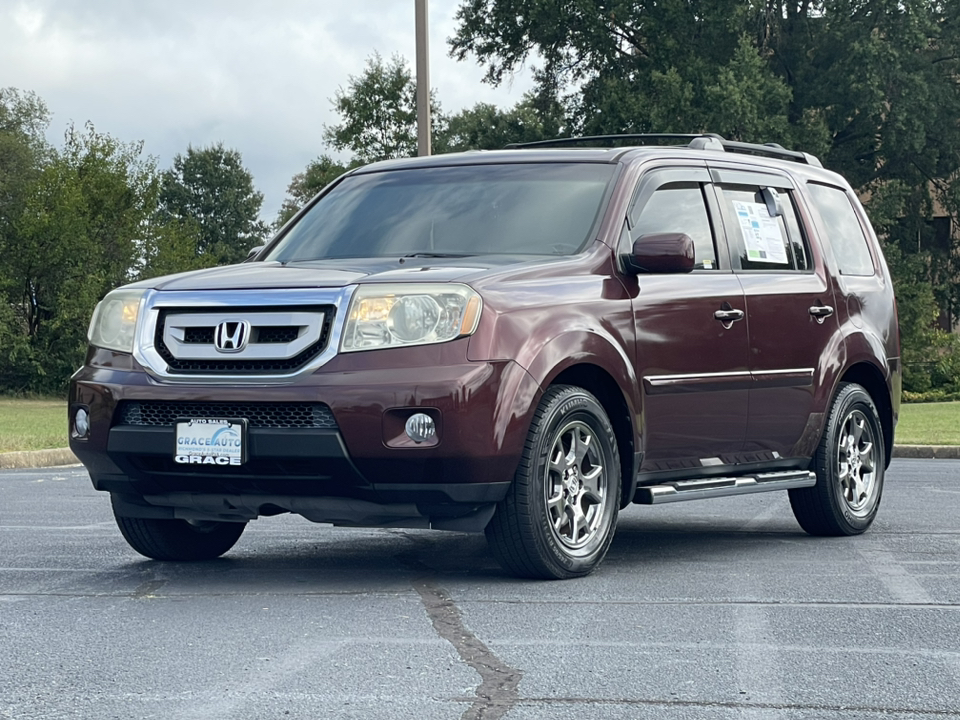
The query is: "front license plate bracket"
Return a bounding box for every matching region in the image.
[174,418,247,466]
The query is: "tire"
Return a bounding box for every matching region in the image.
[789,382,885,536]
[486,385,621,579]
[114,514,246,561]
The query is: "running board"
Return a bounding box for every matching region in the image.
[633,470,816,505]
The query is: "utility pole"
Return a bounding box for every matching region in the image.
[415,0,431,156]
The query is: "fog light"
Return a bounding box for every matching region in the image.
[405,413,436,444]
[73,407,90,439]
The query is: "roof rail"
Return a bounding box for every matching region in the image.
[505,133,822,167]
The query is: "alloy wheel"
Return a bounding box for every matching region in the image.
[544,420,609,550]
[836,408,879,517]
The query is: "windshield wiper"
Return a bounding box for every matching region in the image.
[401,252,475,258]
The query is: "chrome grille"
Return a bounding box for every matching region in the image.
[118,401,338,429]
[155,305,333,374]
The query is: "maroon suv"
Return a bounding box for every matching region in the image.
[69,134,900,579]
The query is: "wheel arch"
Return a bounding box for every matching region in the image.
[839,361,894,468]
[506,329,641,508]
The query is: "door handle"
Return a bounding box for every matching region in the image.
[809,305,834,324]
[714,308,745,322]
[714,308,745,326]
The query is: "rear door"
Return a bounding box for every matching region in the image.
[624,165,750,472]
[709,165,840,461]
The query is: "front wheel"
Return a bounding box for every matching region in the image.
[486,385,621,579]
[789,382,885,536]
[114,512,247,561]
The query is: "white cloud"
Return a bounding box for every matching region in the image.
[0,0,535,221]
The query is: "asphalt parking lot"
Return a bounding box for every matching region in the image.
[2,459,959,719]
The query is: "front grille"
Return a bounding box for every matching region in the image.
[184,327,214,344]
[118,401,338,429]
[256,326,300,343]
[155,305,333,375]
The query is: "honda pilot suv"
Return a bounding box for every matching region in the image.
[69,134,900,579]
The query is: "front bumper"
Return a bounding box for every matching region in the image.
[70,344,540,530]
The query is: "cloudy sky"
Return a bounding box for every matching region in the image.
[0,0,535,221]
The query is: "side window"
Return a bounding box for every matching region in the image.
[807,183,875,276]
[717,185,811,271]
[633,184,718,270]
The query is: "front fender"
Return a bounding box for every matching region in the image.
[467,287,639,447]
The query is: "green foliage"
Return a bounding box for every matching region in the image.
[323,52,445,164]
[160,142,267,265]
[137,215,208,279]
[274,154,348,230]
[442,92,565,151]
[902,389,960,404]
[0,116,166,393]
[0,89,51,269]
[701,35,794,143]
[0,89,238,395]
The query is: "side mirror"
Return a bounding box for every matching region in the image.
[624,233,695,274]
[245,245,265,263]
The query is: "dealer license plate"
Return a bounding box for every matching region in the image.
[174,418,247,466]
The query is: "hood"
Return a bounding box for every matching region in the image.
[131,256,549,292]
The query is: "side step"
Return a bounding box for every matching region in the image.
[633,470,816,505]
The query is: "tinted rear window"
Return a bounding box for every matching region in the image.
[807,183,875,276]
[266,163,616,262]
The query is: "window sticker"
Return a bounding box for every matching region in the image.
[733,201,789,264]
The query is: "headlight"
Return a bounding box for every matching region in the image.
[341,284,482,352]
[87,289,145,353]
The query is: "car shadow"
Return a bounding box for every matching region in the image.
[109,506,824,593]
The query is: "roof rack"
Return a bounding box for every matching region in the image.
[504,133,822,167]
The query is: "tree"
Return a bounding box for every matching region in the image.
[450,0,770,137]
[0,89,51,256]
[0,119,168,393]
[274,154,348,230]
[442,92,565,151]
[323,52,445,163]
[0,88,215,394]
[160,143,267,265]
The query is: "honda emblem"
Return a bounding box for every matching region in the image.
[214,321,250,353]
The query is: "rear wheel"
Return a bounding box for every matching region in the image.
[789,382,885,536]
[486,385,621,579]
[114,514,246,561]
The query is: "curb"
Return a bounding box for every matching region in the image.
[3,445,960,470]
[891,444,960,460]
[0,448,80,469]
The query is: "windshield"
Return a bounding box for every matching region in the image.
[265,163,616,262]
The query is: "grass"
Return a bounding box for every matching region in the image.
[896,401,960,446]
[0,398,68,452]
[0,397,958,453]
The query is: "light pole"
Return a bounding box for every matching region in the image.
[415,0,431,156]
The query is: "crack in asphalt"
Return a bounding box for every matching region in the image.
[396,550,521,720]
[414,579,522,720]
